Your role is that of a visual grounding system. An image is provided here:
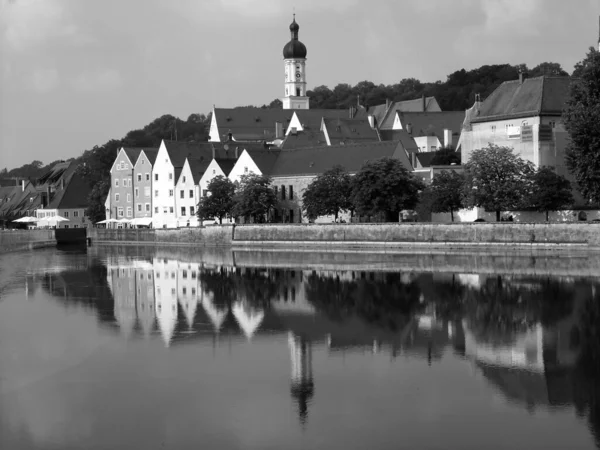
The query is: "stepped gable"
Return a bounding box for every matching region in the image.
[213,108,295,141]
[269,141,409,177]
[471,76,572,123]
[395,111,464,143]
[322,118,380,145]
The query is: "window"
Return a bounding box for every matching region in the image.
[135,188,139,198]
[154,207,159,213]
[169,189,173,197]
[127,193,131,202]
[281,185,286,200]
[183,176,186,183]
[127,207,132,217]
[169,207,174,213]
[180,190,184,199]
[137,204,142,212]
[146,173,150,181]
[189,189,193,198]
[154,190,158,197]
[212,169,216,175]
[73,211,79,217]
[190,206,195,216]
[124,163,129,170]
[491,125,496,132]
[146,203,150,212]
[63,211,69,218]
[296,88,301,96]
[244,166,248,173]
[155,174,158,181]
[203,189,208,197]
[115,179,119,187]
[181,207,186,216]
[137,174,142,182]
[289,185,294,200]
[144,186,150,196]
[169,173,173,180]
[115,193,120,202]
[118,207,124,217]
[141,159,145,165]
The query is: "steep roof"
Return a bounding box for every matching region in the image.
[122,148,144,166]
[269,141,409,177]
[246,149,282,174]
[377,129,419,152]
[213,108,295,141]
[138,148,159,166]
[281,129,327,149]
[471,76,572,123]
[369,97,441,129]
[322,118,380,145]
[36,161,76,186]
[50,172,91,209]
[188,158,211,184]
[415,152,437,169]
[292,109,352,132]
[162,141,215,167]
[397,111,465,142]
[215,158,236,176]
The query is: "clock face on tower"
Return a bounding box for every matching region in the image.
[296,72,301,79]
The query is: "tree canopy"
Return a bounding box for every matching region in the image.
[232,173,277,223]
[462,145,534,222]
[529,167,574,221]
[564,47,600,203]
[197,176,236,224]
[351,157,424,222]
[302,165,352,221]
[428,170,465,222]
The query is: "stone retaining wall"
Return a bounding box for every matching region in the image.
[0,230,56,253]
[89,226,234,247]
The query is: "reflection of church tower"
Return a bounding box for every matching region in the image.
[282,14,309,110]
[288,332,314,425]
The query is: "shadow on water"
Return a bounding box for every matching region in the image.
[12,245,600,448]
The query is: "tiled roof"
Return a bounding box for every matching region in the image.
[188,158,211,184]
[50,172,91,209]
[139,148,159,166]
[36,161,76,186]
[269,141,409,177]
[215,158,236,176]
[369,97,441,129]
[213,108,295,141]
[377,129,419,153]
[246,149,282,174]
[293,109,353,132]
[322,118,380,145]
[123,148,144,166]
[396,111,464,142]
[163,141,215,167]
[471,76,572,123]
[281,129,327,149]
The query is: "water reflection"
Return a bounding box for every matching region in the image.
[10,248,600,448]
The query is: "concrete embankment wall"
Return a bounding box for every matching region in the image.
[89,223,600,251]
[0,230,56,253]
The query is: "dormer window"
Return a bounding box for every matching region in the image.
[244,167,248,173]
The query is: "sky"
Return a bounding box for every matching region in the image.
[0,0,598,170]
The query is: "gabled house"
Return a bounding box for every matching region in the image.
[199,158,236,197]
[174,157,209,225]
[36,172,93,228]
[460,75,572,177]
[132,148,159,219]
[228,149,281,183]
[209,107,295,143]
[109,147,143,220]
[321,117,380,145]
[268,141,413,223]
[367,96,442,129]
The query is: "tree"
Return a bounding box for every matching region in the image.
[430,147,461,165]
[564,47,600,203]
[197,176,235,224]
[232,173,277,223]
[302,165,352,221]
[429,170,465,222]
[85,179,110,223]
[529,167,574,221]
[462,144,534,222]
[530,62,569,77]
[351,157,425,222]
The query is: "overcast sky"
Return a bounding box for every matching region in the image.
[1,0,598,169]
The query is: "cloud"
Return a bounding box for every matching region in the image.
[29,68,59,92]
[72,69,122,92]
[0,0,94,50]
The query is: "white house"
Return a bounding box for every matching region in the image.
[174,158,207,226]
[228,149,280,183]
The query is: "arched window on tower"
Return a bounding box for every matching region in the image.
[286,88,288,96]
[296,88,301,96]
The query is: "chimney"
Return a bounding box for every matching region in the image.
[368,115,375,129]
[60,178,64,190]
[47,185,51,203]
[211,144,215,159]
[349,106,355,119]
[235,146,239,158]
[275,121,283,139]
[406,123,413,135]
[422,94,426,112]
[385,98,391,109]
[443,129,453,148]
[518,69,524,84]
[21,180,25,192]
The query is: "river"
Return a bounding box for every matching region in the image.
[1,245,599,450]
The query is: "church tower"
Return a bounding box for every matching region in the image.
[282,15,309,110]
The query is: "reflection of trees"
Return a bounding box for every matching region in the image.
[304,272,423,331]
[199,268,280,309]
[462,276,575,346]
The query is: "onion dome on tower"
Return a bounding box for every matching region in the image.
[283,15,307,59]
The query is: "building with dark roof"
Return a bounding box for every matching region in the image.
[460,75,572,177]
[367,96,442,130]
[35,172,93,228]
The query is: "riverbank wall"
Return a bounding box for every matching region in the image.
[88,223,600,251]
[0,230,56,253]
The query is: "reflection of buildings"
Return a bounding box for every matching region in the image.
[232,301,264,339]
[288,332,314,424]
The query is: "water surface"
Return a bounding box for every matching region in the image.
[1,246,600,450]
